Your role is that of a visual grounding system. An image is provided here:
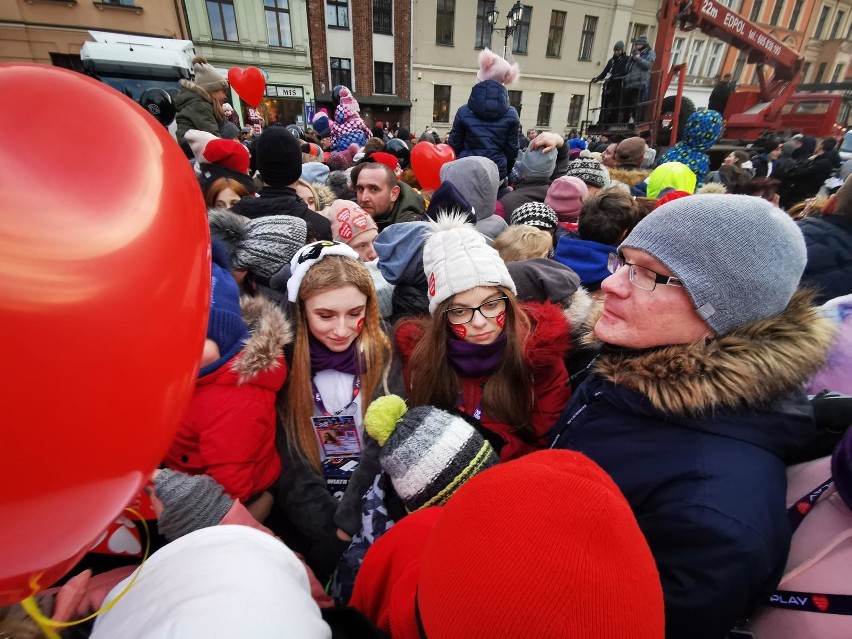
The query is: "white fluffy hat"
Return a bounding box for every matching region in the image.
[422,214,516,314]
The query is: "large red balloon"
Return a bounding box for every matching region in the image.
[410,142,456,191]
[228,66,266,108]
[0,64,210,605]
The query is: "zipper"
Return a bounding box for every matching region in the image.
[550,389,603,448]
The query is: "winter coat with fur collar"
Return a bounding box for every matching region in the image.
[165,296,292,502]
[549,290,835,639]
[396,301,572,461]
[175,80,221,147]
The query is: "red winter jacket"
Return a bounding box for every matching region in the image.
[395,301,571,461]
[165,297,292,501]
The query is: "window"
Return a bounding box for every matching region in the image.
[374,62,393,94]
[567,94,584,127]
[749,0,763,21]
[508,89,522,114]
[814,62,827,83]
[705,42,723,77]
[326,0,349,29]
[475,0,495,49]
[512,5,532,54]
[330,57,352,88]
[436,0,455,45]
[769,0,784,25]
[802,61,811,82]
[373,0,392,34]
[578,15,598,61]
[814,5,830,37]
[732,50,747,81]
[788,0,804,29]
[207,0,238,41]
[546,10,566,58]
[433,85,451,122]
[832,64,845,83]
[830,11,844,38]
[536,92,553,127]
[687,40,704,76]
[671,37,686,66]
[265,0,292,48]
[630,23,648,44]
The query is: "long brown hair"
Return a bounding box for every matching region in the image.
[406,286,535,438]
[204,177,249,208]
[282,256,391,470]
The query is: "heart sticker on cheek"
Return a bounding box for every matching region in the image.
[496,311,506,328]
[356,317,364,332]
[450,324,467,339]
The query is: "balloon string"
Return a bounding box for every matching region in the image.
[21,507,151,636]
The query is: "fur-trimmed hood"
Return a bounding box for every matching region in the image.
[593,290,835,416]
[608,167,650,188]
[232,295,293,383]
[178,78,215,104]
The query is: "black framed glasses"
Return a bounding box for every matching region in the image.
[445,296,508,325]
[607,253,683,292]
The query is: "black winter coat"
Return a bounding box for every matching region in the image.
[231,185,332,241]
[798,214,852,304]
[448,80,520,180]
[783,150,841,207]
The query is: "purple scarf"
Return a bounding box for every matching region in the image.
[446,333,507,378]
[309,335,360,375]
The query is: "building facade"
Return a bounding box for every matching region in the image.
[0,0,187,68]
[411,0,661,137]
[183,0,313,127]
[305,0,412,130]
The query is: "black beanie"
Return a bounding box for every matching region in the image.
[256,126,303,187]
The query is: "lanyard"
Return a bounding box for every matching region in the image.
[311,375,361,417]
[787,477,834,534]
[458,384,483,421]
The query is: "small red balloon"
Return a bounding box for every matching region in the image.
[0,64,210,605]
[410,142,456,191]
[228,66,266,108]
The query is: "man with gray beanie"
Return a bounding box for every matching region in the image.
[499,146,559,219]
[550,194,836,638]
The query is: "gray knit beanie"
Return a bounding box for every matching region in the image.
[154,469,234,542]
[518,147,558,181]
[191,56,228,93]
[364,396,499,513]
[237,216,308,279]
[621,194,807,336]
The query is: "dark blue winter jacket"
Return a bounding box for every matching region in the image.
[448,80,520,181]
[798,213,852,305]
[549,291,834,639]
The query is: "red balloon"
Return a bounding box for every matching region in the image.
[410,142,456,191]
[228,66,266,108]
[0,64,210,605]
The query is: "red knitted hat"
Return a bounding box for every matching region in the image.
[416,450,665,638]
[203,138,250,174]
[654,189,692,209]
[371,151,400,171]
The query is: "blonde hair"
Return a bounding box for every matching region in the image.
[295,179,320,210]
[493,225,552,263]
[282,256,391,470]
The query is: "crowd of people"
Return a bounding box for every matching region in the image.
[4,51,852,639]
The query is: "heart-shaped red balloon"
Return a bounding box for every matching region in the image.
[410,142,456,191]
[228,66,265,108]
[0,64,210,605]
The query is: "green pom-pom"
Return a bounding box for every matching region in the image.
[365,395,408,446]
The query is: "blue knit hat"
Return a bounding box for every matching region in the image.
[200,263,248,377]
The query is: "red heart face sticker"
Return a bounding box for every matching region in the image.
[351,212,368,229]
[356,317,364,333]
[796,502,812,515]
[496,311,506,328]
[450,323,467,339]
[227,67,266,108]
[338,222,352,240]
[336,207,351,222]
[812,594,829,611]
[428,272,436,297]
[410,142,456,190]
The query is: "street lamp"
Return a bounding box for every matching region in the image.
[487,1,524,60]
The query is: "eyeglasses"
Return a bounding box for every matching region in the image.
[607,253,683,292]
[445,296,508,325]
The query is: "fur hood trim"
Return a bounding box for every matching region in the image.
[179,78,214,104]
[232,295,293,383]
[560,287,597,341]
[608,167,651,188]
[594,290,835,414]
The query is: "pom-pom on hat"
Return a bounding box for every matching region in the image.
[510,202,558,231]
[364,396,499,513]
[287,240,361,302]
[191,56,228,93]
[476,48,520,85]
[325,200,378,245]
[422,213,516,314]
[621,194,807,336]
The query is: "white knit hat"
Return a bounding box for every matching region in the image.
[423,214,516,314]
[287,240,361,302]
